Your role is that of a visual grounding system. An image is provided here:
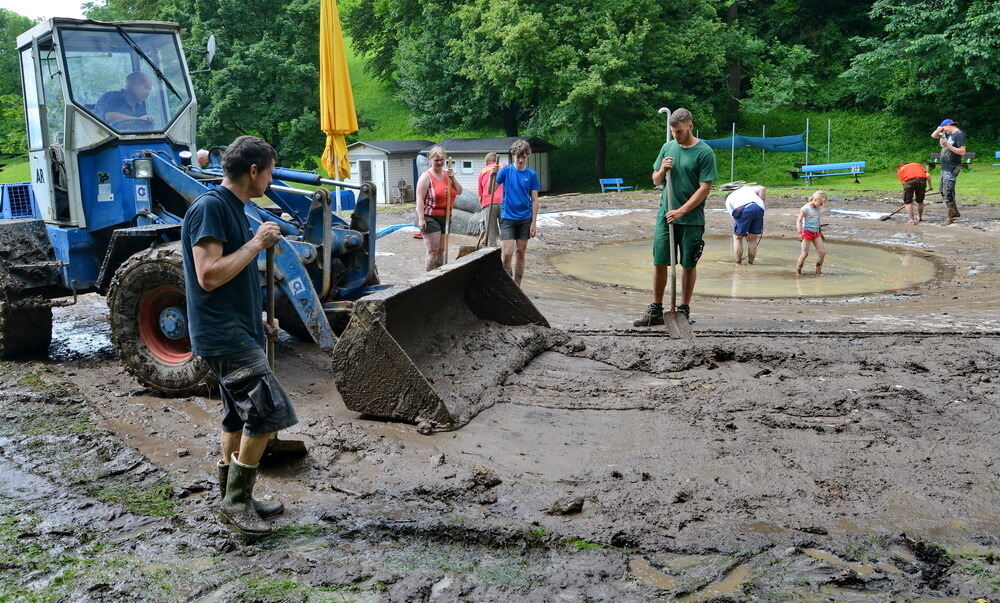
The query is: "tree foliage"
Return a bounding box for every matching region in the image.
[841,0,1000,135]
[4,0,1000,174]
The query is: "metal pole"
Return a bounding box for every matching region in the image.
[730,122,736,183]
[805,117,810,167]
[761,124,766,185]
[826,118,831,162]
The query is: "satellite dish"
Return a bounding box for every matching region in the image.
[206,34,216,67]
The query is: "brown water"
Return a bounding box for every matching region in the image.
[550,236,938,298]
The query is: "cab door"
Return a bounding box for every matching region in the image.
[20,40,70,223]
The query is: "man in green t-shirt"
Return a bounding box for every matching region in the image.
[634,108,717,326]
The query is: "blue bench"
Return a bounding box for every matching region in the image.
[599,178,633,193]
[789,161,866,183]
[927,152,976,171]
[994,151,999,166]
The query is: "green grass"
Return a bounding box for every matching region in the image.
[0,155,29,184]
[95,484,177,517]
[562,537,602,551]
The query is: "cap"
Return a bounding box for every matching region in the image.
[939,119,957,127]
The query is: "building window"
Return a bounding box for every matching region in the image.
[461,160,474,174]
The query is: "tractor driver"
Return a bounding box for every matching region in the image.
[181,135,298,536]
[94,71,156,128]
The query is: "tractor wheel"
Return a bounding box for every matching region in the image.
[0,303,52,358]
[108,242,213,396]
[274,294,312,342]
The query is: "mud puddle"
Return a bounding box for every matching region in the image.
[551,235,939,298]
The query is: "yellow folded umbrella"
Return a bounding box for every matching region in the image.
[319,0,358,179]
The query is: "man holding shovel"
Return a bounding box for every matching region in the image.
[477,152,504,247]
[182,136,297,536]
[634,108,717,327]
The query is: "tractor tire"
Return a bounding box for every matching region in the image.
[108,242,213,396]
[274,294,312,342]
[0,303,52,358]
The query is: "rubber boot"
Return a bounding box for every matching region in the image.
[217,461,284,518]
[219,454,273,535]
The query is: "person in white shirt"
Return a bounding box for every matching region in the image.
[724,185,766,264]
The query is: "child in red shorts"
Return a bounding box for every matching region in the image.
[796,190,827,276]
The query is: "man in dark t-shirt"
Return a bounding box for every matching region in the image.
[181,135,295,536]
[94,72,156,129]
[931,119,966,225]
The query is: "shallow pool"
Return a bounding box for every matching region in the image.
[550,236,938,298]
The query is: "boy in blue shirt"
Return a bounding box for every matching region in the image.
[491,140,540,286]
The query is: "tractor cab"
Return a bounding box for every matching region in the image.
[16,19,197,228]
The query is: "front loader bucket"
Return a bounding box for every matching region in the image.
[332,248,551,429]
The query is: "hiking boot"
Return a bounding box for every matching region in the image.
[944,205,957,225]
[677,304,691,321]
[219,454,273,536]
[633,304,664,327]
[218,461,284,519]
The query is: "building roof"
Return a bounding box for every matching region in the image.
[424,137,558,154]
[347,140,435,154]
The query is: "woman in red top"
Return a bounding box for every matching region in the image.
[415,146,462,271]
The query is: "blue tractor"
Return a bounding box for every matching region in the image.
[13,18,546,428]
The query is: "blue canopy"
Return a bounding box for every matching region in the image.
[702,133,817,153]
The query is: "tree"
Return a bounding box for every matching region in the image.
[0,9,36,154]
[841,0,1000,134]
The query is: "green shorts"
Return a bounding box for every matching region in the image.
[653,220,704,269]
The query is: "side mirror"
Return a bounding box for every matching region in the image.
[206,34,216,67]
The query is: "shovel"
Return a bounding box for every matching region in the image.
[879,204,907,221]
[663,167,694,338]
[263,232,308,459]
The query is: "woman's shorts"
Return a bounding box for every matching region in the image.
[800,229,823,241]
[419,215,447,234]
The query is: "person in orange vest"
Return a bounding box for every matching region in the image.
[477,152,505,247]
[896,162,930,225]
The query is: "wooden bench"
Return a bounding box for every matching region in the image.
[926,152,976,171]
[599,178,634,193]
[788,161,866,183]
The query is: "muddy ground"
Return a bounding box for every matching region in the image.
[2,189,998,601]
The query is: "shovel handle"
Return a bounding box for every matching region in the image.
[265,247,276,370]
[443,157,454,264]
[665,167,677,313]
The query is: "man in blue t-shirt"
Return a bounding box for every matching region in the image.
[491,139,540,286]
[181,135,295,536]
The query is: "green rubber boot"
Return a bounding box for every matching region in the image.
[217,461,284,518]
[219,454,272,536]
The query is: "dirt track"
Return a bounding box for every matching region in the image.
[2,190,998,601]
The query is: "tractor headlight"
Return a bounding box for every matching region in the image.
[132,158,153,179]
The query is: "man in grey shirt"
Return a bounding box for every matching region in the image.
[930,119,966,225]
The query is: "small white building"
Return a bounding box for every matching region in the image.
[424,137,557,193]
[345,140,434,203]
